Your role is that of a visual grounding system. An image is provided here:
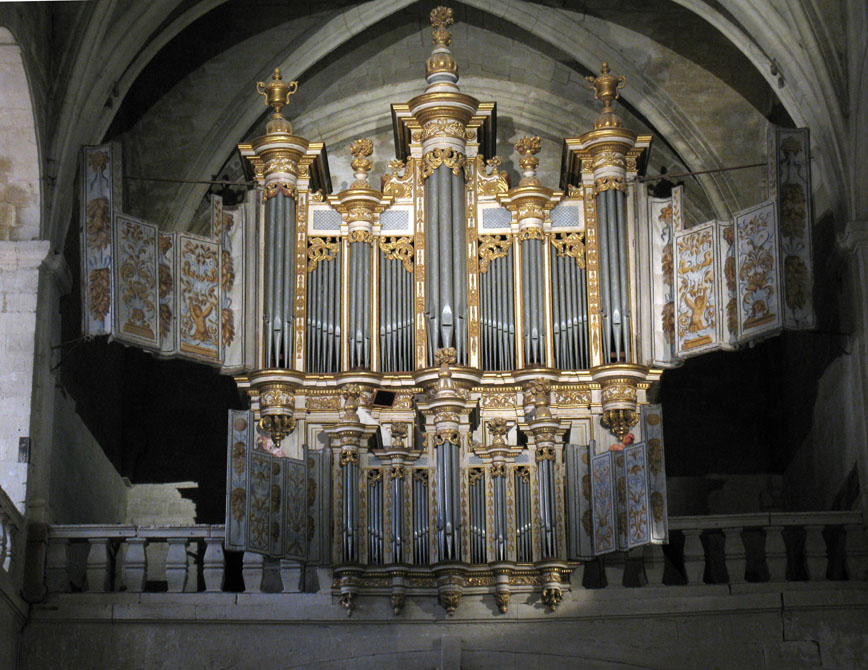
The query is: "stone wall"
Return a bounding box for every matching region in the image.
[17,587,868,669]
[48,391,129,524]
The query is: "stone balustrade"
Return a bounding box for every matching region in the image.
[42,512,867,596]
[0,484,24,587]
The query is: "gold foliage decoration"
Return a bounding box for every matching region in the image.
[550,232,586,269]
[86,197,111,250]
[378,236,414,273]
[477,234,512,274]
[307,236,340,273]
[88,268,111,322]
[422,147,466,179]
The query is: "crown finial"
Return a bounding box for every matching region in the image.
[349,138,374,187]
[514,136,541,186]
[585,62,626,129]
[426,7,458,83]
[256,67,299,134]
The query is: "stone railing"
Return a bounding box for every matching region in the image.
[0,484,24,588]
[42,512,867,596]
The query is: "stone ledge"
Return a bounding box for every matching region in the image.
[29,584,868,624]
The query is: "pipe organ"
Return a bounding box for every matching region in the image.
[78,7,814,616]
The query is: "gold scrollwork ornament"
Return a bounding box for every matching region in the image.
[478,234,512,273]
[551,232,586,269]
[378,236,414,273]
[307,237,340,272]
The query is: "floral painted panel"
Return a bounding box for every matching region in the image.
[283,455,308,559]
[224,409,307,559]
[674,221,720,356]
[225,410,252,551]
[215,201,250,372]
[112,214,160,349]
[178,233,222,361]
[590,451,616,555]
[641,403,668,544]
[248,449,275,553]
[647,193,677,366]
[564,443,594,560]
[734,199,782,341]
[80,145,117,336]
[622,443,650,549]
[716,222,738,349]
[157,232,178,355]
[774,127,814,330]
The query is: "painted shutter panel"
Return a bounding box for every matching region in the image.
[734,198,782,342]
[772,127,815,330]
[622,443,651,549]
[224,410,307,561]
[641,403,669,544]
[565,443,594,560]
[673,220,721,357]
[112,214,161,349]
[590,450,617,555]
[177,233,223,363]
[81,144,121,338]
[644,191,678,367]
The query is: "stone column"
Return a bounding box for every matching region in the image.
[0,240,50,512]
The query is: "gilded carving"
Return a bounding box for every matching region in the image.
[383,159,412,199]
[306,395,342,411]
[477,234,512,274]
[378,236,414,273]
[476,155,509,196]
[421,147,466,179]
[348,229,374,244]
[550,232,586,269]
[482,392,516,408]
[518,227,544,241]
[594,176,625,193]
[306,236,340,273]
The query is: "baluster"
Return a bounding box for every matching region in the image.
[765,525,787,582]
[86,538,112,592]
[202,537,225,592]
[682,529,705,584]
[280,559,302,593]
[604,552,626,588]
[626,546,646,587]
[185,542,199,592]
[643,543,665,586]
[165,538,189,593]
[242,551,265,593]
[45,538,70,593]
[844,523,868,581]
[723,527,746,584]
[804,524,827,581]
[123,538,148,593]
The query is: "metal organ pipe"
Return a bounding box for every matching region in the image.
[283,198,296,366]
[426,175,440,363]
[615,191,631,361]
[437,165,454,351]
[272,194,285,364]
[264,196,276,367]
[452,169,466,363]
